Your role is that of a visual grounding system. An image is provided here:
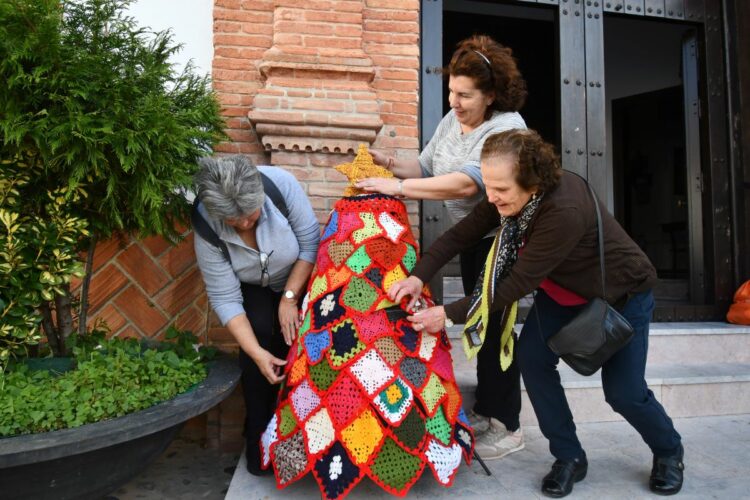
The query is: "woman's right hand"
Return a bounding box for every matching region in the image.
[251,348,287,384]
[387,276,424,312]
[370,150,391,169]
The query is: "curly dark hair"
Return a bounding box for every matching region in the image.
[447,35,527,117]
[480,129,562,194]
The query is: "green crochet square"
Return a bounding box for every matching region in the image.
[392,406,425,450]
[425,406,451,445]
[402,244,417,272]
[369,437,422,491]
[278,403,298,437]
[299,310,311,337]
[345,245,372,274]
[342,276,379,313]
[309,359,337,393]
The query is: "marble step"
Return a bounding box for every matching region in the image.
[451,343,750,425]
[444,322,750,365]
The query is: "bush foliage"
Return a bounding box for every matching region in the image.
[0,330,211,437]
[0,0,226,360]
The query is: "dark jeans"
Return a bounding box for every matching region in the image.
[238,282,289,470]
[460,237,522,432]
[518,288,682,460]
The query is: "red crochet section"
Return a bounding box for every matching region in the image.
[261,195,475,499]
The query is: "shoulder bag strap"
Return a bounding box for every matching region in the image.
[191,199,232,265]
[584,181,606,299]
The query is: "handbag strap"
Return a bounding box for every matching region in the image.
[584,181,606,299]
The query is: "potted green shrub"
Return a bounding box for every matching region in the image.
[0,1,238,497]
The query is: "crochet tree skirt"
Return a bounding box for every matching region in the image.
[261,194,475,499]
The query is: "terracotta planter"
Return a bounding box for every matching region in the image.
[0,355,240,500]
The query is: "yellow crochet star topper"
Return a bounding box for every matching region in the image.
[335,143,393,196]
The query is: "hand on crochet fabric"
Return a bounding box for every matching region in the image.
[388,275,424,312]
[408,306,447,334]
[278,300,300,346]
[252,348,286,384]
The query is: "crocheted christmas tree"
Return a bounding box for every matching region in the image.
[261,145,474,499]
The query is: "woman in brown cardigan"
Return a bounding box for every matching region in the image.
[388,129,684,497]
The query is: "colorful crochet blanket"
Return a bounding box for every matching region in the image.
[260,194,475,499]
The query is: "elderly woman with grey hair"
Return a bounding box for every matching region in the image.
[193,155,320,475]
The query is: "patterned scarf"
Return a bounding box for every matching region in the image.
[462,194,543,370]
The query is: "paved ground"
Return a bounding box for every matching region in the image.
[115,413,750,499]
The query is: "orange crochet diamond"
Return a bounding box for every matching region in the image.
[341,408,385,465]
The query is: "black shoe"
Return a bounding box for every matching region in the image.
[650,444,684,495]
[246,460,274,476]
[541,455,588,498]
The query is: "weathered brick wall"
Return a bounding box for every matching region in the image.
[81,229,207,341]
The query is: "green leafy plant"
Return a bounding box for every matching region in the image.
[0,335,208,437]
[0,0,226,361]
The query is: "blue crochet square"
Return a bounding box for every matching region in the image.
[304,329,331,364]
[396,323,419,354]
[321,210,339,241]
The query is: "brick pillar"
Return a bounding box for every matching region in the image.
[208,0,422,451]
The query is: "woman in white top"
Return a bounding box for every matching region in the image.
[356,35,528,461]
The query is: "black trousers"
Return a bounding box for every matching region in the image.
[238,283,289,470]
[459,237,522,431]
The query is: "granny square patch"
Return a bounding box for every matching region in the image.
[260,413,278,468]
[278,403,297,437]
[402,244,417,272]
[366,238,407,270]
[328,319,366,368]
[321,210,339,242]
[399,356,427,390]
[365,267,384,289]
[454,422,474,460]
[425,406,452,445]
[429,345,454,380]
[368,437,424,494]
[373,377,413,425]
[324,374,365,428]
[374,336,405,366]
[392,406,426,451]
[378,211,406,243]
[341,276,379,313]
[326,266,353,290]
[351,309,391,344]
[341,408,384,465]
[304,408,336,456]
[336,211,364,242]
[397,323,419,354]
[312,288,346,331]
[418,332,438,361]
[383,265,407,293]
[419,372,448,416]
[425,439,462,485]
[328,239,355,268]
[304,329,331,364]
[345,245,371,274]
[352,212,383,244]
[348,348,394,396]
[309,357,337,393]
[312,441,362,500]
[273,430,308,485]
[290,379,321,422]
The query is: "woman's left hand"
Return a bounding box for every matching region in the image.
[408,306,448,334]
[278,300,301,346]
[355,177,401,196]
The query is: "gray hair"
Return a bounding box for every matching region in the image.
[194,155,265,220]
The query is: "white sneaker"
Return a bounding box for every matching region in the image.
[467,409,491,435]
[473,419,525,460]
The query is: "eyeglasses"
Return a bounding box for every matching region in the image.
[259,250,273,287]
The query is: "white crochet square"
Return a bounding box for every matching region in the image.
[418,332,437,361]
[378,212,406,243]
[348,348,395,396]
[304,408,336,455]
[290,379,321,422]
[260,413,278,468]
[426,439,462,485]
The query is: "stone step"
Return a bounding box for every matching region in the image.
[451,343,750,425]
[445,322,750,365]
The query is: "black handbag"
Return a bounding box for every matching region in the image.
[541,181,634,376]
